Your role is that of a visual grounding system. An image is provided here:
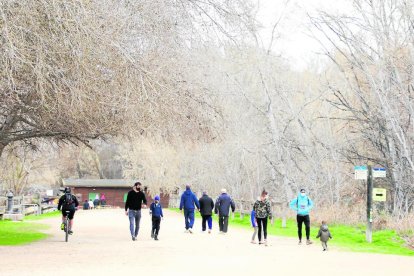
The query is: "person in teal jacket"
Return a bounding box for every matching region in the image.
[289,188,314,245]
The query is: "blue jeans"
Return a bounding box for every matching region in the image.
[128,209,141,237]
[184,209,195,230]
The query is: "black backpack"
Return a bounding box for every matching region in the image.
[64,193,74,207]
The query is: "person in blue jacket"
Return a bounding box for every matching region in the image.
[179,184,200,233]
[250,204,258,243]
[214,188,235,234]
[150,195,163,241]
[289,188,314,245]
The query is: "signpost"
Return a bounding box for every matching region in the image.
[354,165,387,243]
[354,166,368,180]
[373,188,387,202]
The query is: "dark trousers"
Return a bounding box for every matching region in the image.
[152,217,161,236]
[184,209,195,229]
[201,215,212,231]
[219,215,229,232]
[257,217,268,242]
[297,215,310,240]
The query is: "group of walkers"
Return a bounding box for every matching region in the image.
[59,182,332,250]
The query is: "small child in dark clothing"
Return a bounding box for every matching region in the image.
[149,195,163,241]
[316,221,332,251]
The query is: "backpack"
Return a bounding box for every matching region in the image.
[64,193,73,207]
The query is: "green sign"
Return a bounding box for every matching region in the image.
[373,188,386,202]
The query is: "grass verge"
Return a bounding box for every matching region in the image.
[0,211,59,246]
[170,208,414,256]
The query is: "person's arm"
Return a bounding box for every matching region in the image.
[160,204,163,218]
[58,196,63,211]
[149,203,154,215]
[214,197,220,214]
[125,192,130,214]
[266,201,272,219]
[329,230,332,239]
[316,229,321,238]
[199,198,204,211]
[194,194,200,210]
[179,194,184,210]
[142,192,147,207]
[289,198,298,211]
[308,198,314,211]
[230,198,235,213]
[73,196,79,208]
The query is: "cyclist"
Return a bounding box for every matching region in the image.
[58,187,79,235]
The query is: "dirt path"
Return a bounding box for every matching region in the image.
[0,209,413,276]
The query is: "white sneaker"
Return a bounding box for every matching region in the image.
[189,228,193,234]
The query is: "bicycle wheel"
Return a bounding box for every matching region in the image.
[65,218,69,242]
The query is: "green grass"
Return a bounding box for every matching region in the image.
[0,211,59,245]
[0,220,49,245]
[170,208,414,256]
[24,210,61,221]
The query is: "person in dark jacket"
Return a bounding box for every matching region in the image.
[58,187,79,235]
[179,184,200,233]
[199,191,214,233]
[82,200,90,210]
[316,220,332,251]
[214,188,235,234]
[149,195,163,241]
[125,182,147,241]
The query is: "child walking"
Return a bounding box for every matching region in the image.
[250,207,258,243]
[316,221,332,251]
[150,195,163,241]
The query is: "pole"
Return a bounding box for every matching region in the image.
[366,165,373,243]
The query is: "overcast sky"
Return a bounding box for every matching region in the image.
[256,0,353,71]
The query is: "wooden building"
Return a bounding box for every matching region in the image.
[62,179,170,208]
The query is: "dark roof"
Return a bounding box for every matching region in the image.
[62,179,137,188]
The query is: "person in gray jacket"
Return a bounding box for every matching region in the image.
[214,188,235,234]
[316,220,332,251]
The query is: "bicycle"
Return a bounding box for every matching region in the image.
[62,210,70,242]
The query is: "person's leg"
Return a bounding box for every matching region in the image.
[263,217,268,241]
[304,215,311,241]
[223,216,229,233]
[151,217,156,238]
[297,215,304,242]
[154,217,161,240]
[219,216,224,232]
[184,209,190,230]
[322,241,327,250]
[207,215,212,231]
[128,210,135,238]
[134,210,141,237]
[189,210,195,230]
[251,226,257,242]
[202,215,207,231]
[257,218,263,242]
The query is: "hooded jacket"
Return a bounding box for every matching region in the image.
[214,193,235,216]
[289,193,314,216]
[199,194,214,216]
[316,224,332,242]
[179,187,200,211]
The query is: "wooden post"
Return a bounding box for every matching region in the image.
[366,165,373,243]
